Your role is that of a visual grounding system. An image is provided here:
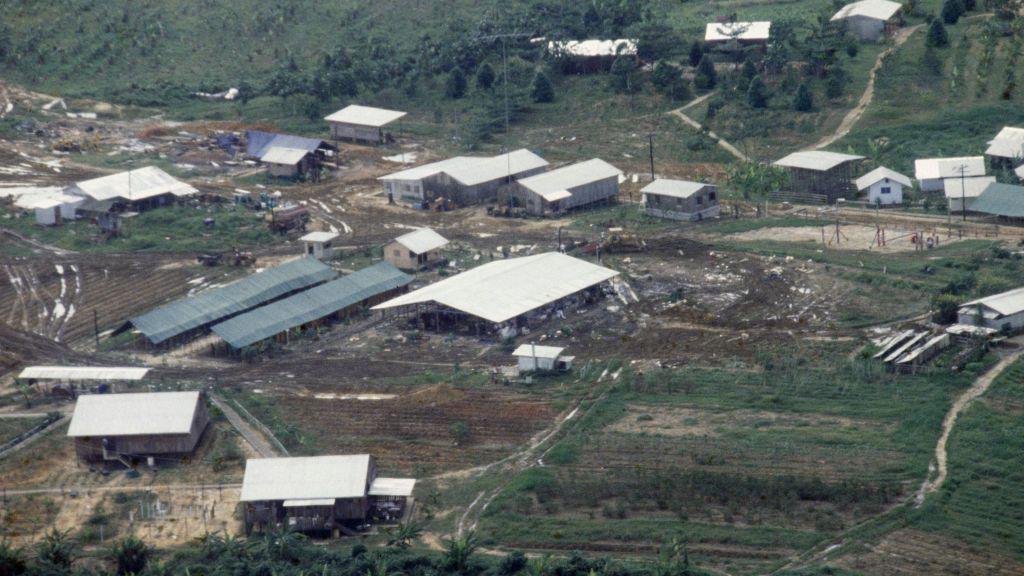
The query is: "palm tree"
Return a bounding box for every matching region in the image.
[442,532,478,573]
[249,525,306,563]
[110,535,150,575]
[0,540,27,576]
[35,529,75,569]
[384,522,422,549]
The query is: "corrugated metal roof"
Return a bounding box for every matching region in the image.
[942,176,996,199]
[968,182,1024,217]
[369,477,416,497]
[211,262,411,349]
[246,131,327,159]
[19,366,149,381]
[68,391,200,437]
[985,126,1024,159]
[705,21,772,42]
[831,0,902,21]
[641,179,712,199]
[69,166,197,202]
[512,344,565,359]
[241,455,371,502]
[963,285,1024,316]
[260,147,310,166]
[373,252,619,324]
[914,156,985,180]
[855,167,912,190]
[378,149,548,187]
[517,159,621,195]
[774,151,864,171]
[300,231,339,243]
[130,257,336,345]
[324,105,406,127]
[393,228,449,254]
[547,39,637,57]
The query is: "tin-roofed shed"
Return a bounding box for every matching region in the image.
[511,159,622,216]
[324,105,406,144]
[122,257,336,347]
[774,151,864,202]
[958,285,1024,331]
[641,179,720,221]
[831,0,903,41]
[385,228,449,270]
[211,262,412,351]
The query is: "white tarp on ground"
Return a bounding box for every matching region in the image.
[67,391,200,437]
[241,455,371,502]
[19,366,150,381]
[373,252,619,323]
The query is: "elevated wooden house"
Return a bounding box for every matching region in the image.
[67,391,209,466]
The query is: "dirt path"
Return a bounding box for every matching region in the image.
[667,94,750,162]
[914,346,1024,506]
[813,25,921,150]
[0,415,67,459]
[208,394,283,458]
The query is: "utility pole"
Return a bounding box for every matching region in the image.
[93,309,99,349]
[648,133,655,181]
[956,163,968,222]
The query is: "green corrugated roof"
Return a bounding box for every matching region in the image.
[970,182,1024,218]
[131,257,336,344]
[211,262,412,350]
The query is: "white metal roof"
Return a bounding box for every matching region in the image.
[855,166,912,190]
[641,179,712,199]
[379,149,548,187]
[943,175,996,199]
[831,0,902,21]
[373,252,619,323]
[985,126,1024,159]
[260,147,310,166]
[705,22,772,42]
[962,286,1024,316]
[914,156,986,180]
[774,151,864,171]
[517,159,621,196]
[69,166,197,202]
[15,193,82,210]
[547,39,637,57]
[369,477,416,497]
[324,105,407,127]
[300,231,339,243]
[393,227,449,254]
[512,344,565,359]
[241,455,371,502]
[1017,164,1024,180]
[67,391,200,438]
[19,366,150,381]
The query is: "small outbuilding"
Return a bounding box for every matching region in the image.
[855,166,911,205]
[300,231,339,260]
[914,156,986,192]
[985,126,1024,169]
[67,391,209,465]
[944,175,996,214]
[385,228,449,271]
[641,179,719,221]
[546,39,638,72]
[510,159,622,216]
[241,454,415,536]
[246,131,336,181]
[513,344,574,372]
[774,151,865,202]
[958,286,1024,332]
[325,105,407,144]
[379,149,548,207]
[830,0,903,41]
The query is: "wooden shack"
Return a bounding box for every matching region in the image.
[641,179,720,221]
[510,159,622,216]
[774,151,864,202]
[384,228,449,270]
[241,454,416,536]
[67,391,209,466]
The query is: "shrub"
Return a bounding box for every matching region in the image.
[445,67,467,99]
[932,293,961,323]
[747,74,769,108]
[530,72,554,103]
[941,0,964,24]
[927,19,950,47]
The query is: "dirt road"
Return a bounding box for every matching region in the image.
[209,394,283,458]
[813,25,922,150]
[667,94,750,162]
[914,346,1024,506]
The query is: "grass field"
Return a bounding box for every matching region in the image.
[0,416,49,446]
[2,204,278,253]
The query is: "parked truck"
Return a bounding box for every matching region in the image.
[266,205,310,234]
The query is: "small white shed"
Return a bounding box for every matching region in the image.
[513,344,574,372]
[855,167,911,205]
[384,228,449,270]
[299,231,340,260]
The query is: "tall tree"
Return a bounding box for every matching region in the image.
[747,75,769,108]
[793,82,813,111]
[694,55,717,90]
[476,62,495,91]
[531,71,555,103]
[688,40,704,67]
[941,0,964,23]
[446,67,467,99]
[927,19,950,47]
